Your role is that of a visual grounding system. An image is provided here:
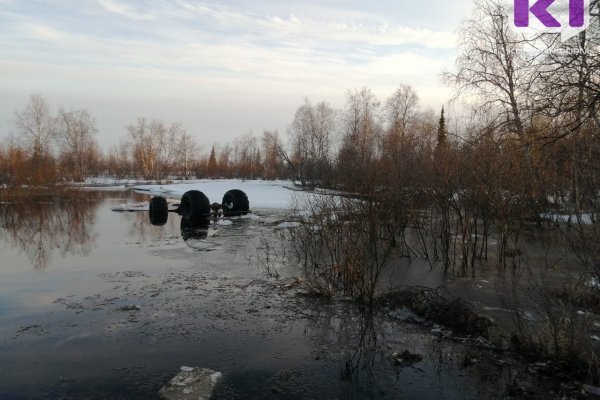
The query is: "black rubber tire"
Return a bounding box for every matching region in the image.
[180,217,210,241]
[222,189,249,217]
[149,196,168,226]
[180,190,210,221]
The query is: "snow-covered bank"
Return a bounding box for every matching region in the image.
[76,177,189,191]
[133,180,319,210]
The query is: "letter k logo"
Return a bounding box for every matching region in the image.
[515,0,560,27]
[514,0,585,28]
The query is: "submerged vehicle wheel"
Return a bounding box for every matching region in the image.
[149,196,168,226]
[222,189,249,217]
[180,217,210,241]
[180,190,210,221]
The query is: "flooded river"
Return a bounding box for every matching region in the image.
[0,190,566,399]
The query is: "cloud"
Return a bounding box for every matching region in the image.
[23,23,67,41]
[97,0,158,21]
[7,3,454,83]
[94,0,455,49]
[0,0,457,146]
[256,15,456,48]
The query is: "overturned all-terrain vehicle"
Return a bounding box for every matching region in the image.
[148,189,249,226]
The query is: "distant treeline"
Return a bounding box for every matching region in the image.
[0,94,288,185]
[0,85,440,186]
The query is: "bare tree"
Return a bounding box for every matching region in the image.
[531,8,600,209]
[413,107,438,152]
[14,94,56,158]
[56,108,99,181]
[289,98,337,185]
[217,143,232,178]
[105,140,131,179]
[443,0,546,207]
[384,84,420,137]
[443,0,532,147]
[261,130,284,179]
[233,133,260,179]
[337,87,382,189]
[127,118,187,180]
[174,129,197,179]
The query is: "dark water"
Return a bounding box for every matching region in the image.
[0,190,538,399]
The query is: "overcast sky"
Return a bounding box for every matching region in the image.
[0,0,472,150]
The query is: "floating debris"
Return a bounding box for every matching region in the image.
[390,350,423,366]
[118,305,141,312]
[159,366,222,400]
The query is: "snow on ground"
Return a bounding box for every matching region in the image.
[112,200,180,212]
[276,221,302,229]
[111,202,148,212]
[540,213,595,225]
[77,177,195,191]
[134,180,321,210]
[81,185,131,192]
[82,177,183,186]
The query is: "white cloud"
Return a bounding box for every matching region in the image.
[95,0,456,49]
[97,0,158,21]
[0,0,458,147]
[23,23,67,41]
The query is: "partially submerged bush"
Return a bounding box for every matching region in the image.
[288,193,404,303]
[379,286,493,338]
[498,263,598,382]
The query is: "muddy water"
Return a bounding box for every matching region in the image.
[0,190,546,399]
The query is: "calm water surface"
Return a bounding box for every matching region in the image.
[0,190,535,399]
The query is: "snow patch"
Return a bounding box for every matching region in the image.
[111,202,148,212]
[207,229,218,237]
[389,307,425,323]
[431,324,452,336]
[241,213,261,221]
[159,367,222,400]
[134,179,332,210]
[540,213,594,225]
[210,371,222,384]
[276,221,302,229]
[186,240,217,251]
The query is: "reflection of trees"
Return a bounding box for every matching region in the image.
[302,303,386,399]
[129,212,210,247]
[301,302,513,399]
[0,191,101,269]
[339,309,384,399]
[128,209,179,242]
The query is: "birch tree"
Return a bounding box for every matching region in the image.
[56,108,99,181]
[14,94,56,158]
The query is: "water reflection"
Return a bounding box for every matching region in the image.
[297,299,519,400]
[128,209,215,251]
[0,191,101,269]
[180,218,210,241]
[339,310,384,399]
